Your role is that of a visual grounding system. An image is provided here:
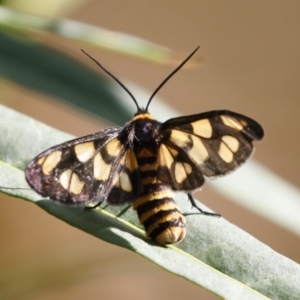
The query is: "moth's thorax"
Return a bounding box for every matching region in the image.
[132,112,155,121]
[132,113,162,149]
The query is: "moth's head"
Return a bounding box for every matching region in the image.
[81,46,200,115]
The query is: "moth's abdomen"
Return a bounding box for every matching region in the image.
[133,146,186,244]
[132,186,186,244]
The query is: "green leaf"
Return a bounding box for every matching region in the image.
[1,104,300,300]
[0,6,194,66]
[0,32,132,125]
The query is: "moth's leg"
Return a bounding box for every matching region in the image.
[187,193,221,217]
[85,198,105,210]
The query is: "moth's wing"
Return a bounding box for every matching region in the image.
[158,110,264,191]
[105,146,142,205]
[157,143,206,191]
[25,126,141,206]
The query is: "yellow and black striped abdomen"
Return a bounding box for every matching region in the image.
[132,148,186,244]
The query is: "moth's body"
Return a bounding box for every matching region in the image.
[25,47,264,244]
[130,113,186,243]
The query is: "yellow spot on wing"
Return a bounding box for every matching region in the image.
[60,169,84,194]
[105,138,122,157]
[119,155,126,167]
[42,150,62,175]
[168,147,178,157]
[188,135,209,163]
[191,118,212,138]
[218,142,234,163]
[70,172,84,194]
[184,163,192,174]
[37,156,46,165]
[222,135,239,152]
[125,150,139,171]
[93,153,111,180]
[74,142,95,162]
[174,163,186,183]
[221,116,244,131]
[158,144,174,169]
[60,169,72,189]
[169,130,190,148]
[119,172,132,192]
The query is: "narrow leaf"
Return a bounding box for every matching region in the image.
[1,105,300,300]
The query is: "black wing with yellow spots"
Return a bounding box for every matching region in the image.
[25,110,263,206]
[157,110,264,191]
[25,126,141,206]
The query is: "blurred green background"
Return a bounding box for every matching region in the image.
[1,1,300,299]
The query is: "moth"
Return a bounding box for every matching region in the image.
[25,47,264,244]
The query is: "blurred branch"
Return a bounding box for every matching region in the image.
[0,6,202,67]
[3,0,88,18]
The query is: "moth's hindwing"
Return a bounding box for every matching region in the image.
[158,110,264,191]
[25,126,140,205]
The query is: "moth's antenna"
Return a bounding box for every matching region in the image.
[145,46,200,112]
[81,49,141,112]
